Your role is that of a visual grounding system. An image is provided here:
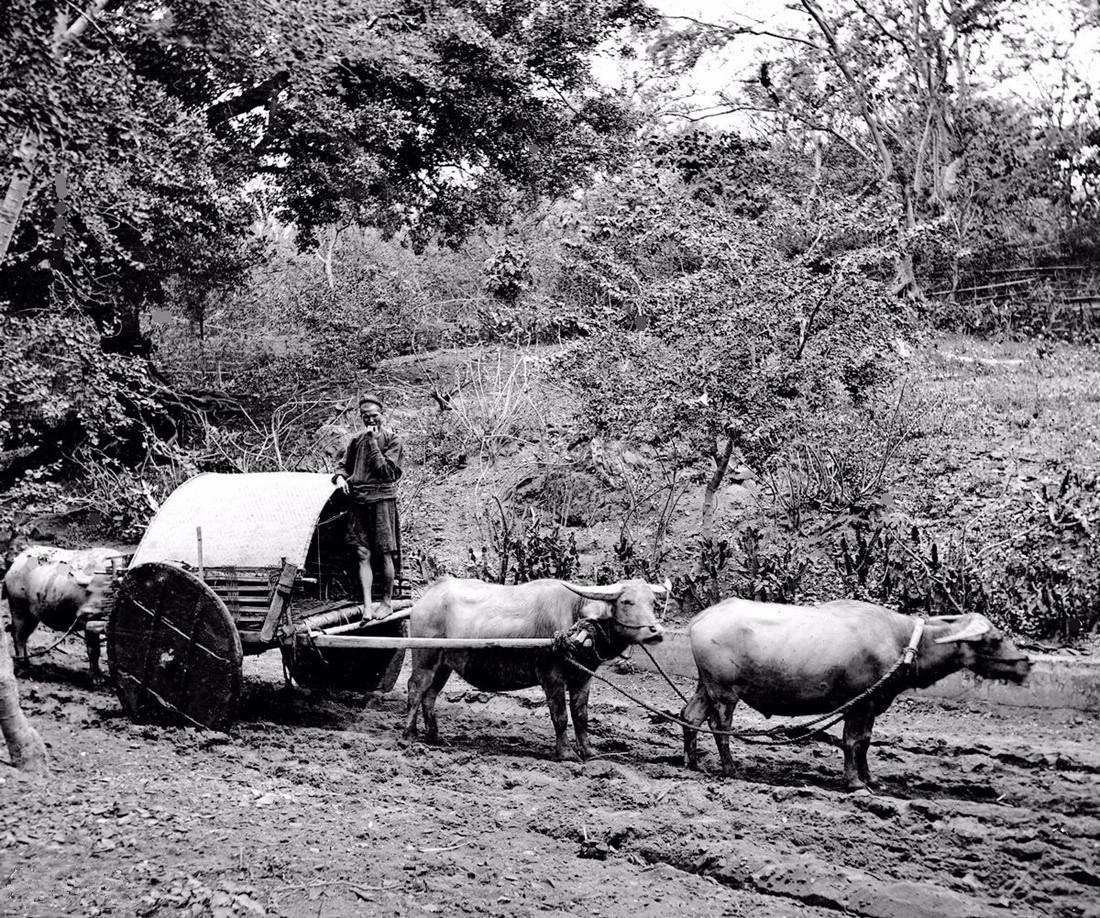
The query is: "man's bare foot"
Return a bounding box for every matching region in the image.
[373,601,394,620]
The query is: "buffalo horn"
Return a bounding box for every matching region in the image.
[561,582,625,602]
[934,615,992,644]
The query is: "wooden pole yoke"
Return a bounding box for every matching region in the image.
[296,634,555,651]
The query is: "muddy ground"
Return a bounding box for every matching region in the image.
[1,640,1098,918]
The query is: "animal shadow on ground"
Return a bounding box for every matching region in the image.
[645,734,1015,804]
[15,658,103,693]
[237,679,378,731]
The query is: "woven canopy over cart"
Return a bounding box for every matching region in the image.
[131,472,342,570]
[106,472,412,731]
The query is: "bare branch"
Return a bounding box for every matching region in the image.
[61,0,110,44]
[798,0,898,187]
[678,103,876,168]
[849,0,911,48]
[662,14,823,49]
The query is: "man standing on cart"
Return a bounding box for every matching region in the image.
[333,393,404,618]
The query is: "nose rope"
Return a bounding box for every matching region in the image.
[641,642,689,705]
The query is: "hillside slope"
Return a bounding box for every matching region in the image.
[351,334,1098,638]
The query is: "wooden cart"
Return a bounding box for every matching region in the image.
[105,472,422,731]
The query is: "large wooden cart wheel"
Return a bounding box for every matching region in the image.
[283,619,407,693]
[107,562,243,731]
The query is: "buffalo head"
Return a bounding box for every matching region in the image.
[562,579,666,645]
[934,614,1031,683]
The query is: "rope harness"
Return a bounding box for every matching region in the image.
[553,618,925,746]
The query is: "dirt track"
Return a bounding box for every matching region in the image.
[1,642,1098,918]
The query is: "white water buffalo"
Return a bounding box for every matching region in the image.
[404,578,665,759]
[681,599,1031,790]
[2,545,128,679]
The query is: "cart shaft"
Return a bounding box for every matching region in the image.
[295,633,555,650]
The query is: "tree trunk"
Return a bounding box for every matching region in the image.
[0,131,40,262]
[701,435,737,540]
[0,628,49,776]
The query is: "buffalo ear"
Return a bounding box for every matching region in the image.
[580,600,613,621]
[934,614,992,644]
[649,578,672,598]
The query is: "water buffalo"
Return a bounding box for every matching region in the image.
[2,545,127,680]
[404,578,665,759]
[681,599,1030,790]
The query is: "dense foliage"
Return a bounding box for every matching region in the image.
[557,139,900,468]
[1,0,651,343]
[655,0,1100,304]
[1,1,1096,644]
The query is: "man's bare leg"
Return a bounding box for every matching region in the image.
[356,546,375,614]
[374,551,395,618]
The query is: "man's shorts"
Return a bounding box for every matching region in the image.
[347,498,399,554]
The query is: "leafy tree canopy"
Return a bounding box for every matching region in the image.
[650,0,1100,290]
[558,133,900,468]
[0,0,653,345]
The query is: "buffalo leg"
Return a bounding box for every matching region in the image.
[856,714,878,787]
[420,664,452,743]
[709,696,737,777]
[7,601,36,672]
[680,682,709,770]
[566,676,592,760]
[404,650,439,739]
[840,708,875,791]
[539,667,570,760]
[842,708,877,791]
[84,622,103,683]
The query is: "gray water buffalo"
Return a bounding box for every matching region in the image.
[2,545,128,679]
[681,599,1030,790]
[404,578,665,759]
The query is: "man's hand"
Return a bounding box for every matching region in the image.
[335,475,350,494]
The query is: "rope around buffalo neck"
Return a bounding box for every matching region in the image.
[560,618,925,745]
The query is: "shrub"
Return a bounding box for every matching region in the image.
[0,311,172,539]
[444,352,541,464]
[467,503,579,584]
[672,536,732,615]
[728,526,814,605]
[0,311,163,472]
[415,411,472,472]
[476,294,594,345]
[512,463,604,527]
[555,162,902,480]
[595,529,665,586]
[762,388,926,529]
[482,245,533,304]
[999,471,1100,639]
[831,469,1100,641]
